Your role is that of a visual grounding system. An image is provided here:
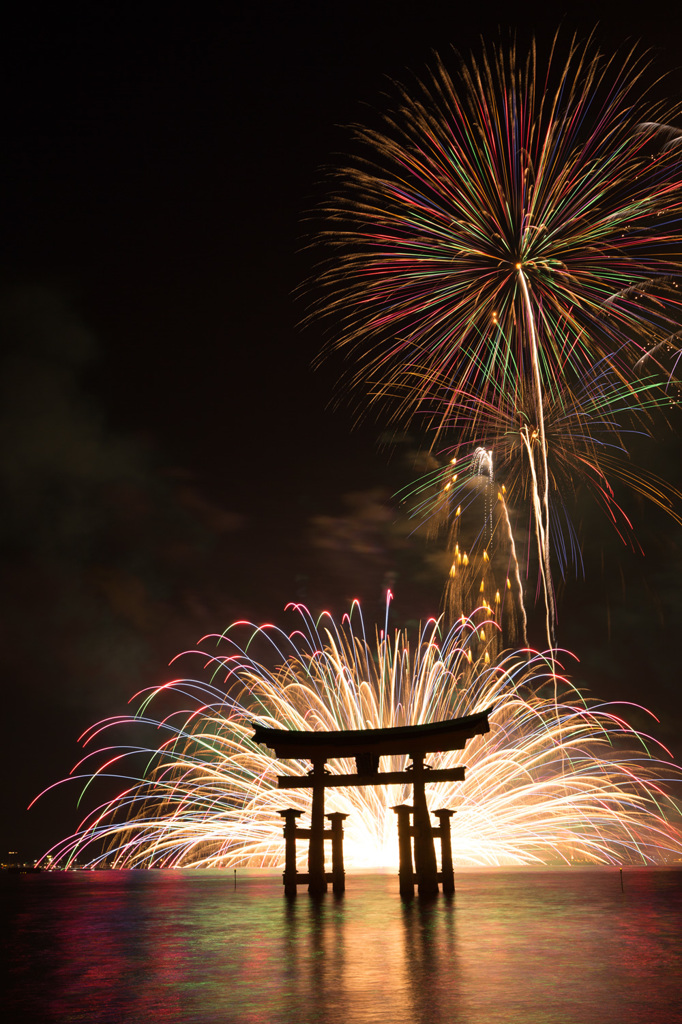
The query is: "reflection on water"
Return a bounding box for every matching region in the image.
[3,869,682,1023]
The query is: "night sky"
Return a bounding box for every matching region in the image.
[3,2,682,860]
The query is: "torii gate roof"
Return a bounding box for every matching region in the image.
[252,708,492,760]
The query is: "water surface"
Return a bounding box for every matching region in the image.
[3,868,681,1023]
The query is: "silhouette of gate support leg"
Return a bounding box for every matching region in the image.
[409,754,439,896]
[392,804,415,897]
[434,809,456,895]
[278,808,303,896]
[308,759,328,895]
[326,812,348,894]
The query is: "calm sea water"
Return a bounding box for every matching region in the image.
[3,868,681,1024]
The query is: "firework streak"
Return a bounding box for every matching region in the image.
[35,603,682,869]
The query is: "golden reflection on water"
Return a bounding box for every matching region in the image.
[5,868,682,1024]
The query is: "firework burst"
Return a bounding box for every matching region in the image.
[310,36,682,418]
[308,35,682,646]
[36,603,682,870]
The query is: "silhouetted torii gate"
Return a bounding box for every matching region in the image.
[252,710,491,897]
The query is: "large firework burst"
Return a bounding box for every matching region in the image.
[311,36,682,417]
[309,38,682,646]
[36,604,682,870]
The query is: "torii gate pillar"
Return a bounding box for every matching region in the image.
[392,804,415,898]
[309,759,327,895]
[410,753,440,897]
[278,808,303,897]
[434,809,456,894]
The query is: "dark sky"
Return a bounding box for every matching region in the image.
[3,2,682,859]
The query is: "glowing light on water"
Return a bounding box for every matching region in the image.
[36,603,682,870]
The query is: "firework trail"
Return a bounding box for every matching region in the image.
[472,445,528,646]
[309,35,682,646]
[432,447,528,647]
[498,491,528,646]
[472,446,494,541]
[35,603,682,870]
[516,265,555,649]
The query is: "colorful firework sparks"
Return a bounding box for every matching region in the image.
[309,35,682,423]
[307,37,682,647]
[35,603,682,870]
[403,366,682,635]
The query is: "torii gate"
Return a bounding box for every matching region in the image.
[252,709,491,897]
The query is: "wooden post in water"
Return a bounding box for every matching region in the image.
[434,809,456,894]
[278,809,303,896]
[392,804,415,898]
[308,760,328,895]
[326,812,348,894]
[410,754,439,897]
